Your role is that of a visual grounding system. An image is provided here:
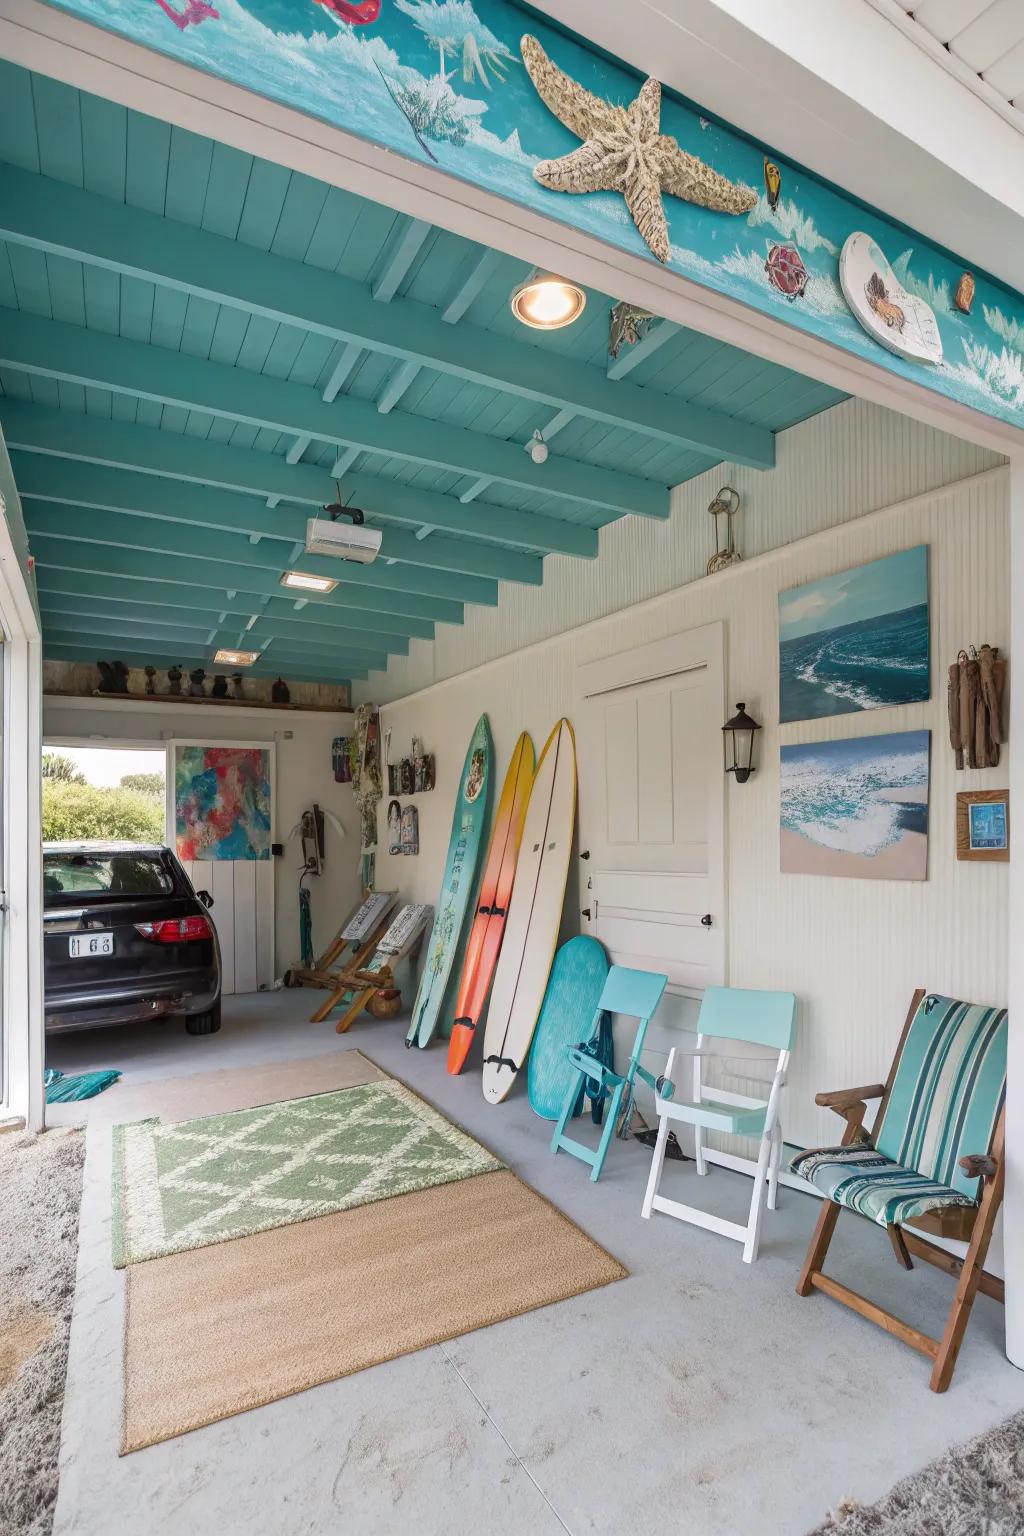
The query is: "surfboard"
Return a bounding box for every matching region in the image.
[527,936,610,1119]
[481,718,577,1105]
[406,714,492,1049]
[448,732,535,1076]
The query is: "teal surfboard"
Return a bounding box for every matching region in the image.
[527,936,610,1118]
[407,715,492,1049]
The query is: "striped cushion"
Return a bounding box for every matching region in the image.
[874,995,1006,1198]
[790,1144,975,1228]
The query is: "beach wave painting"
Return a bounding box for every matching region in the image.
[781,730,930,881]
[779,547,929,725]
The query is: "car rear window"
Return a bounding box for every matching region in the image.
[44,852,175,899]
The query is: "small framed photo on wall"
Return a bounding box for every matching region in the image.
[956,790,1009,862]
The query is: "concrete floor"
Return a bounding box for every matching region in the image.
[47,990,1024,1536]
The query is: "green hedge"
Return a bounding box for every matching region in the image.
[42,782,166,843]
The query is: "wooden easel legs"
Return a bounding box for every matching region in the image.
[795,1171,1005,1392]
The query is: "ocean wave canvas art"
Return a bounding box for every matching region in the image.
[174,745,272,860]
[779,547,929,725]
[780,730,930,881]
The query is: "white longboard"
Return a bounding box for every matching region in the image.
[482,719,577,1105]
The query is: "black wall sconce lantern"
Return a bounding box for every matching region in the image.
[722,702,761,784]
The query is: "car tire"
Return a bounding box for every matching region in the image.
[186,1001,221,1035]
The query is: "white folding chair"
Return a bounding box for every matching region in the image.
[641,985,797,1263]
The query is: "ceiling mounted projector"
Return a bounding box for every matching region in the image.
[307,485,382,564]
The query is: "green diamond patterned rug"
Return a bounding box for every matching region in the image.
[112,1080,503,1267]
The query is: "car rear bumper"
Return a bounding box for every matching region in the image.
[44,976,219,1033]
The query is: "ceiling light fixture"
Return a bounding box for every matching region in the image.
[280,571,339,594]
[214,648,261,667]
[525,429,549,465]
[510,270,586,330]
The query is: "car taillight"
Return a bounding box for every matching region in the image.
[135,916,212,943]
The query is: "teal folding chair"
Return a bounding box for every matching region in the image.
[641,985,797,1263]
[551,965,668,1182]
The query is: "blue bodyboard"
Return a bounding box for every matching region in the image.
[527,935,610,1120]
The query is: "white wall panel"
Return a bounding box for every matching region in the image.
[232,862,258,996]
[358,400,1001,707]
[210,858,236,996]
[362,401,1009,1163]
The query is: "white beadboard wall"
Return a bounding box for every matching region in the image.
[359,399,1001,705]
[362,401,1009,1156]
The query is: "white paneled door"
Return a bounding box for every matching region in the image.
[576,622,725,997]
[168,740,276,996]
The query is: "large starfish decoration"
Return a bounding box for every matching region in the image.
[521,35,756,264]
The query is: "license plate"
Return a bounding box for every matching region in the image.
[69,933,114,958]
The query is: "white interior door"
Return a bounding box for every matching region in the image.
[576,622,725,997]
[168,740,276,997]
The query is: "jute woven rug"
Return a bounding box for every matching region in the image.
[113,1079,503,1266]
[122,1167,626,1452]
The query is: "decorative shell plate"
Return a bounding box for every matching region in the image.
[839,232,943,366]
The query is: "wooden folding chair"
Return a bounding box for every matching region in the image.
[793,990,1007,1393]
[317,903,433,1033]
[291,897,399,1001]
[641,986,796,1263]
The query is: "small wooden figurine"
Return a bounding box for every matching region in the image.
[188,667,206,698]
[231,671,245,700]
[97,660,130,694]
[167,665,183,696]
[210,674,229,698]
[272,677,291,704]
[144,665,157,696]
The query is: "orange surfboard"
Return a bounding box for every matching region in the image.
[447,732,535,1075]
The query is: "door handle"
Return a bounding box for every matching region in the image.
[701,913,713,928]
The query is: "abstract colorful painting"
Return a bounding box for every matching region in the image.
[174,745,272,860]
[35,0,1024,430]
[779,547,929,725]
[781,730,930,881]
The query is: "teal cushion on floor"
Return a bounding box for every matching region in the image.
[790,1143,976,1228]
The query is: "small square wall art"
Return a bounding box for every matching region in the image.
[779,546,929,724]
[781,730,930,881]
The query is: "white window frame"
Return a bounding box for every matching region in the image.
[0,495,44,1132]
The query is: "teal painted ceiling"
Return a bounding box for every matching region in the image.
[0,60,844,687]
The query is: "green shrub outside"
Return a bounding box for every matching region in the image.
[42,782,165,843]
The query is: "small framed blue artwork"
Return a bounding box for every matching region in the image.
[956,791,1009,862]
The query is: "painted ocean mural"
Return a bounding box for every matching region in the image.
[779,547,929,725]
[36,0,1024,432]
[780,730,930,882]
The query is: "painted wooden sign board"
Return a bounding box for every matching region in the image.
[37,0,1024,433]
[341,889,399,943]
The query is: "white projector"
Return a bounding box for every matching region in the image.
[305,513,382,565]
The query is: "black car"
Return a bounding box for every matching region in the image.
[43,842,222,1035]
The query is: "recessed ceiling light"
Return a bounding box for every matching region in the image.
[510,271,586,330]
[214,648,261,667]
[280,570,339,594]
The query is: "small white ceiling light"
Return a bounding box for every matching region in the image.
[510,270,586,330]
[214,648,261,667]
[280,570,339,594]
[525,429,549,465]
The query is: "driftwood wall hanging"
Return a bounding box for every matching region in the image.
[947,646,1006,770]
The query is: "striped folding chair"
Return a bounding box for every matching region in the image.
[792,990,1007,1393]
